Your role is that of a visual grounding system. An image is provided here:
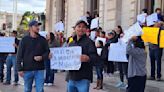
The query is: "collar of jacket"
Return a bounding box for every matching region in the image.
[73,34,87,43]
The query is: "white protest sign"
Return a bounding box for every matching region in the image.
[55,21,64,32]
[137,13,147,24]
[0,37,15,53]
[97,48,102,56]
[146,13,158,26]
[122,22,142,43]
[90,17,99,30]
[90,31,96,41]
[95,37,106,46]
[50,46,82,70]
[108,40,128,62]
[39,31,48,38]
[79,16,88,24]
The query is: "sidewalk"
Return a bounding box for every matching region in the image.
[96,72,164,92]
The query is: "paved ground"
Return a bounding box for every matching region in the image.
[0,72,106,92]
[0,50,164,92]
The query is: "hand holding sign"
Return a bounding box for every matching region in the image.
[49,53,52,59]
[34,56,43,62]
[80,55,90,62]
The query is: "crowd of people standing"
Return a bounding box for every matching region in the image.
[0,8,163,92]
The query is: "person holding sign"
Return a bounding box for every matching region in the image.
[148,22,163,81]
[17,20,50,92]
[67,20,97,92]
[114,26,128,88]
[126,36,147,92]
[4,31,19,86]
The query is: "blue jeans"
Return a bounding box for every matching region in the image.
[95,66,103,80]
[67,79,90,92]
[23,70,44,92]
[6,55,19,82]
[149,48,163,78]
[44,60,56,83]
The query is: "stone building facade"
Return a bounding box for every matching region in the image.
[0,11,22,32]
[46,0,164,37]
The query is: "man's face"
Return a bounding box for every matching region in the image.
[30,24,40,33]
[75,23,87,37]
[11,33,16,37]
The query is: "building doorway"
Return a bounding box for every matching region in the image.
[90,0,99,16]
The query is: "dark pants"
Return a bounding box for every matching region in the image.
[0,61,4,81]
[149,48,163,78]
[107,61,114,74]
[95,66,103,80]
[118,62,128,82]
[44,60,56,84]
[0,56,6,82]
[127,76,146,92]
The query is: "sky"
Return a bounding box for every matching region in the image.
[0,0,46,14]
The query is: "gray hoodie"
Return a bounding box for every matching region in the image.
[126,40,147,78]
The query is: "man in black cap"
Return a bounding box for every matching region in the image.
[67,20,98,92]
[17,20,50,92]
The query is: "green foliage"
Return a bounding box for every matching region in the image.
[18,11,38,31]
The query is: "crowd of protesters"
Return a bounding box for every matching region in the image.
[0,8,163,92]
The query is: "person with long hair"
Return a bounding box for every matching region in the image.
[44,32,58,86]
[127,36,147,92]
[114,26,128,88]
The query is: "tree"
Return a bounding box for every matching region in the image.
[19,11,38,31]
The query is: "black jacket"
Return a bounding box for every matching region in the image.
[95,46,108,67]
[68,35,98,81]
[17,34,50,71]
[12,38,19,54]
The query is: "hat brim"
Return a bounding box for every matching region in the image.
[38,22,42,26]
[75,20,88,27]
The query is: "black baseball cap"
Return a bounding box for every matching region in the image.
[28,20,42,27]
[73,20,88,28]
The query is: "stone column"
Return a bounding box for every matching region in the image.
[154,0,162,10]
[83,0,91,13]
[46,0,53,32]
[51,0,64,32]
[65,0,84,37]
[99,0,117,32]
[121,0,137,29]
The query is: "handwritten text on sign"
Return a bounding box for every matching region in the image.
[50,46,82,70]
